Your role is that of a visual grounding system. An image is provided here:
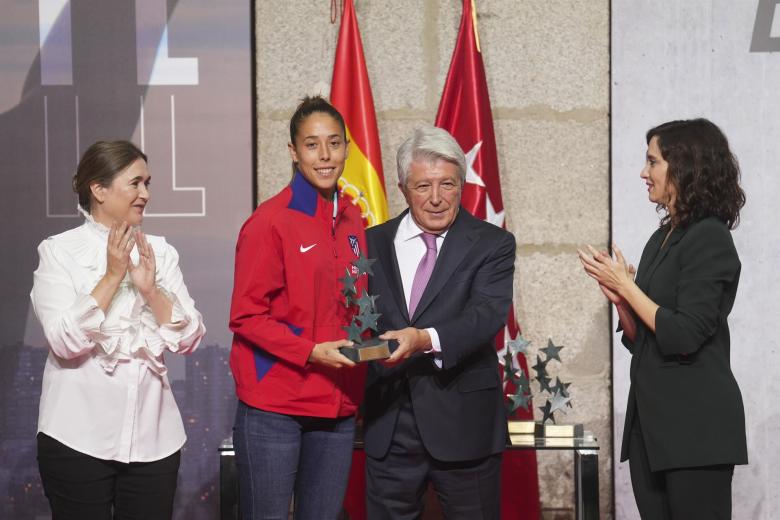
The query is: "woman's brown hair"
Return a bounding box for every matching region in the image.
[73,140,147,212]
[647,118,746,229]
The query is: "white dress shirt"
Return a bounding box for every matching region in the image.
[30,213,205,463]
[393,213,446,367]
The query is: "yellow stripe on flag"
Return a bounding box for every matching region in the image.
[339,126,388,227]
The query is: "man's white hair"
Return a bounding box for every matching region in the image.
[396,126,467,185]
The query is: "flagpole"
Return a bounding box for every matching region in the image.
[471,0,481,53]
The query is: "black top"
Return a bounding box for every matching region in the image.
[620,217,748,471]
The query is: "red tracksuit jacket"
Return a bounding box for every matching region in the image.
[229,172,367,418]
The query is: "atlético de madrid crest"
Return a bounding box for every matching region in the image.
[348,235,360,257]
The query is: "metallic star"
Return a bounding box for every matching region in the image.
[531,355,549,380]
[357,312,381,333]
[508,390,531,414]
[502,351,515,379]
[513,370,530,393]
[541,338,564,363]
[551,377,572,398]
[354,290,378,315]
[539,400,556,424]
[342,320,363,343]
[549,390,572,414]
[351,253,377,277]
[537,374,553,393]
[339,268,358,296]
[506,333,531,356]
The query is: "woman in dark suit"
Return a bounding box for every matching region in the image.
[579,118,747,519]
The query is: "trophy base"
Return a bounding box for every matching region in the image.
[339,338,390,363]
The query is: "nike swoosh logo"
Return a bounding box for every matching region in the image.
[299,243,317,253]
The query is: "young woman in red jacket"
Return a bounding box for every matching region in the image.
[229,96,367,519]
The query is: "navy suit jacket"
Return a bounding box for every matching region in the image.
[363,208,515,462]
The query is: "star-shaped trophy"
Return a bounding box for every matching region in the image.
[338,253,390,363]
[501,334,575,425]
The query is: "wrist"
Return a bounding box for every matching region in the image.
[615,280,629,299]
[140,285,159,300]
[416,328,431,351]
[103,271,124,285]
[617,280,637,303]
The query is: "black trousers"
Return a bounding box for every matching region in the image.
[628,419,734,520]
[37,432,181,520]
[365,392,502,520]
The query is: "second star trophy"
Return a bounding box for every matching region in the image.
[338,253,390,362]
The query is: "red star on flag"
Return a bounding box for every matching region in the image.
[435,1,540,517]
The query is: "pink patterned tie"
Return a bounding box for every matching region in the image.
[408,232,438,318]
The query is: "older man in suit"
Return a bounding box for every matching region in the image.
[364,126,516,519]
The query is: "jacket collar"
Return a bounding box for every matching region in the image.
[287,171,349,220]
[287,171,320,217]
[373,207,480,324]
[410,208,479,322]
[372,211,410,321]
[635,224,687,292]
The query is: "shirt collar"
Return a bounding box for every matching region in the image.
[78,205,110,239]
[398,212,449,242]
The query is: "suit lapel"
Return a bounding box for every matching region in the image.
[636,225,686,292]
[633,228,664,291]
[410,209,478,323]
[374,212,410,322]
[631,225,686,370]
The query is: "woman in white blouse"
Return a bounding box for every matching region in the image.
[31,140,205,519]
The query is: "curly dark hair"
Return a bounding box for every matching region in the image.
[647,118,745,230]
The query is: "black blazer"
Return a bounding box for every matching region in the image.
[363,208,515,462]
[620,217,748,471]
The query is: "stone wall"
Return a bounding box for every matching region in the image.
[254,1,611,517]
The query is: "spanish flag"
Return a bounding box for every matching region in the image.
[332,3,386,517]
[330,0,388,227]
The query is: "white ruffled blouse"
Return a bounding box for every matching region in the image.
[31,213,205,463]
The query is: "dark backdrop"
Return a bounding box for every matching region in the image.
[0,1,252,517]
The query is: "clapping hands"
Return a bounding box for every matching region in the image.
[105,221,135,281]
[129,229,157,296]
[105,221,156,296]
[577,244,635,304]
